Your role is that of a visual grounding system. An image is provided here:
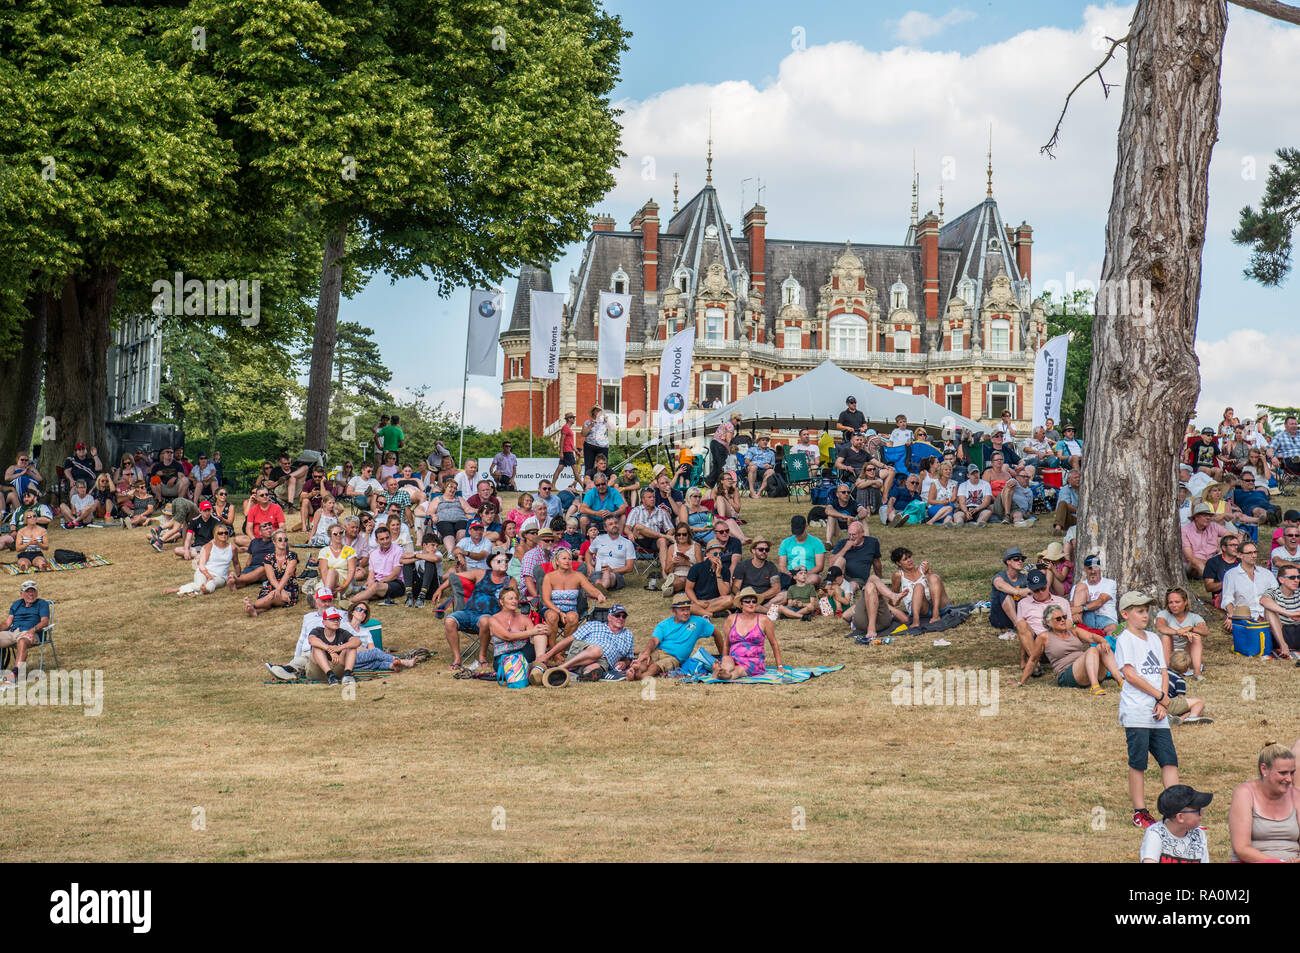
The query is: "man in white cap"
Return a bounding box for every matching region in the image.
[1,580,50,690]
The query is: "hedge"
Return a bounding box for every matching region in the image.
[214,430,283,465]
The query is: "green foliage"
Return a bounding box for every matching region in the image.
[457,426,559,465]
[214,430,284,466]
[1234,148,1300,286]
[1256,405,1299,432]
[1037,288,1095,434]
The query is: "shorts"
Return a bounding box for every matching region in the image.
[449,609,487,634]
[596,571,626,590]
[494,642,537,665]
[1082,610,1117,632]
[382,579,406,598]
[927,504,951,519]
[0,629,33,649]
[560,451,577,466]
[649,648,685,673]
[157,481,182,498]
[19,548,44,561]
[1283,622,1300,653]
[565,638,611,672]
[1125,727,1178,771]
[436,519,467,539]
[1056,665,1083,688]
[495,477,516,491]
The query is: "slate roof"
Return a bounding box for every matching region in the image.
[506,262,556,332]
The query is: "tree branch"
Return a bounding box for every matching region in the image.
[1041,33,1131,158]
[1229,0,1300,26]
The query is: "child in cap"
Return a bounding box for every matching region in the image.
[1139,785,1212,862]
[1165,650,1212,726]
[1113,590,1179,829]
[820,566,854,616]
[778,568,819,621]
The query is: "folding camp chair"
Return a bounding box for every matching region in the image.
[35,602,58,672]
[784,454,814,503]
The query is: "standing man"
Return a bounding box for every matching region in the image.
[490,440,519,492]
[377,414,405,465]
[706,412,742,489]
[837,396,866,443]
[552,412,581,487]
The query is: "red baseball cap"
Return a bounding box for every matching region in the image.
[199,500,212,510]
[75,442,86,450]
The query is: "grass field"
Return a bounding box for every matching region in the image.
[3,486,1297,862]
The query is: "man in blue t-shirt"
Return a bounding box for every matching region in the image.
[577,473,627,534]
[1232,473,1279,527]
[778,514,827,585]
[2,580,51,688]
[626,595,721,680]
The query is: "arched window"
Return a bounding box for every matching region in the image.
[611,266,629,295]
[782,275,801,306]
[829,313,870,359]
[990,318,1011,352]
[890,277,908,312]
[957,277,976,308]
[988,237,1001,253]
[673,267,690,295]
[735,270,748,299]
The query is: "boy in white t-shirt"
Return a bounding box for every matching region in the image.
[1139,784,1212,863]
[1113,590,1179,830]
[889,415,913,447]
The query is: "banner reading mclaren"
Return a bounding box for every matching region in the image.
[597,290,631,381]
[657,326,695,428]
[1032,333,1069,431]
[528,290,564,380]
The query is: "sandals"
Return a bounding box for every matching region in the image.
[1090,685,1108,696]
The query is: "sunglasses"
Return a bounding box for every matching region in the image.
[1007,556,1025,562]
[215,531,230,538]
[741,597,758,604]
[754,547,769,553]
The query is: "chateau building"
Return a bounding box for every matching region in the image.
[501,158,1046,441]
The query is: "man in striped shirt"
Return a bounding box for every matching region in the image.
[1271,416,1300,476]
[545,607,634,678]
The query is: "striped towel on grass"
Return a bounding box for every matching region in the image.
[4,554,112,575]
[680,664,844,685]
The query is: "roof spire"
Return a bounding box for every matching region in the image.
[938,178,945,226]
[706,111,714,186]
[673,172,679,213]
[910,151,918,226]
[986,122,994,199]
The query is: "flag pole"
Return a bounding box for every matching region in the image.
[528,378,534,457]
[458,313,470,465]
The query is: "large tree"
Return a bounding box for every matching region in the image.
[181,0,629,450]
[1045,0,1298,594]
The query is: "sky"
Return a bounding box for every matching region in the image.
[345,1,1300,429]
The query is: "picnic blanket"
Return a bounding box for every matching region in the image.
[4,554,112,575]
[681,664,844,685]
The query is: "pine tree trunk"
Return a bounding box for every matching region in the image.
[0,292,47,465]
[1076,0,1225,594]
[305,225,346,452]
[43,269,115,476]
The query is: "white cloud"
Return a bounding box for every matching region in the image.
[1193,330,1300,427]
[892,8,977,44]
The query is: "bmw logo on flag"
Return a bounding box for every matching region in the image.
[478,300,496,318]
[605,301,624,319]
[663,392,685,414]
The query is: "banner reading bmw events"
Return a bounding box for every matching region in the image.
[597,290,631,380]
[466,289,504,376]
[1032,333,1069,431]
[657,325,695,428]
[528,290,564,380]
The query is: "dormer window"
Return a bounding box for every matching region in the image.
[782,275,801,307]
[957,277,976,308]
[611,266,629,295]
[988,237,1001,253]
[890,277,908,312]
[672,267,690,295]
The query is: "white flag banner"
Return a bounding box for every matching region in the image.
[466,289,504,377]
[529,290,564,380]
[657,325,695,428]
[1032,333,1069,431]
[597,290,631,381]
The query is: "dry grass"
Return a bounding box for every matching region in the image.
[3,486,1297,862]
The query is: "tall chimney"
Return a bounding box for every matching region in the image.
[917,212,940,324]
[1013,222,1033,282]
[631,200,660,293]
[742,204,767,300]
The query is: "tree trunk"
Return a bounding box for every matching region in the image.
[305,224,347,452]
[0,292,47,466]
[1077,0,1225,595]
[43,269,116,477]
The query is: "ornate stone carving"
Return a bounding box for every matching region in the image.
[698,260,734,299]
[983,273,1018,313]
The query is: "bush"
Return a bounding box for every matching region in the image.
[215,430,283,465]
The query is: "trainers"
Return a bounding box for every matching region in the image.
[327,672,340,686]
[997,631,1016,641]
[645,576,659,591]
[61,519,74,529]
[1182,715,1214,725]
[150,538,163,552]
[341,674,356,686]
[1167,714,1182,726]
[415,598,426,609]
[265,662,296,682]
[383,598,395,606]
[404,595,415,608]
[121,517,129,530]
[1020,517,1038,526]
[1132,809,1156,829]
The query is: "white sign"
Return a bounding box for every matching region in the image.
[477,457,559,493]
[529,290,564,380]
[597,290,631,380]
[656,325,695,428]
[466,289,504,376]
[1032,333,1069,431]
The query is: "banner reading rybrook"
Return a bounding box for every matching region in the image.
[597,290,631,381]
[528,290,564,379]
[656,326,695,428]
[466,289,504,376]
[1032,333,1069,430]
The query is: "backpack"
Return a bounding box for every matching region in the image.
[810,480,836,507]
[496,651,529,689]
[54,548,87,565]
[900,499,929,525]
